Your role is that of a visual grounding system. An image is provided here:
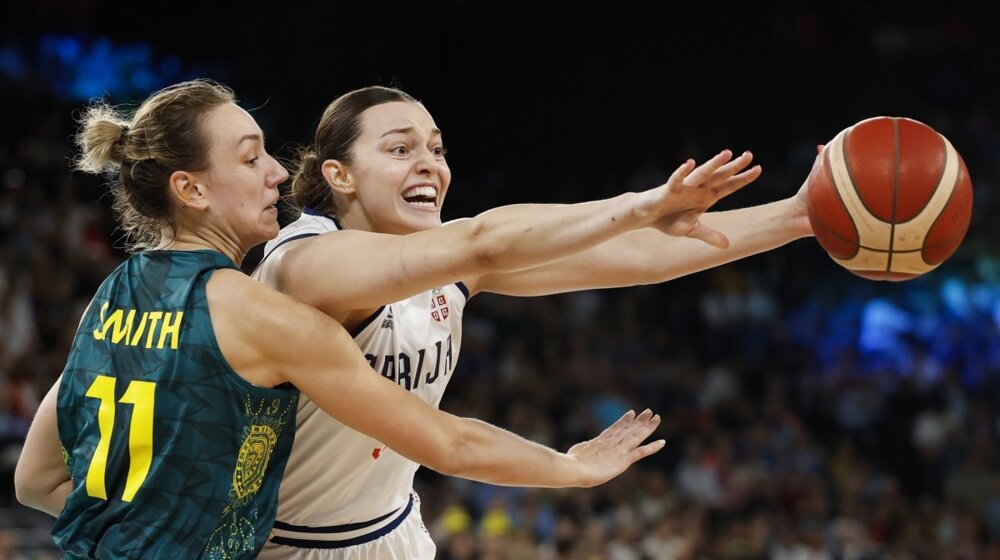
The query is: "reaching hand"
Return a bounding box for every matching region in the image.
[566,409,665,488]
[636,150,761,248]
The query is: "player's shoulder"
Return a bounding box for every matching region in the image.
[209,268,334,333]
[207,267,342,370]
[205,269,332,385]
[209,268,297,314]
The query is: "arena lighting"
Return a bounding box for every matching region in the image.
[797,275,1000,384]
[0,34,209,101]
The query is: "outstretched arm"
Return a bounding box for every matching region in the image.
[470,187,813,296]
[469,149,822,296]
[15,376,73,517]
[269,150,753,316]
[214,274,665,488]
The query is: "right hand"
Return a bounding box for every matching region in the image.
[635,150,761,248]
[566,409,665,487]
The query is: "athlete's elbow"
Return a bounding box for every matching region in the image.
[428,444,477,479]
[419,430,476,478]
[14,460,66,513]
[13,466,45,510]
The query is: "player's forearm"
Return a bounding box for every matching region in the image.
[616,197,812,283]
[433,417,590,488]
[465,193,648,274]
[306,372,593,487]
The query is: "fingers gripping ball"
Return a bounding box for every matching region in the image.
[806,116,973,281]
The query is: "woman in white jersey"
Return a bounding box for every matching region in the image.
[253,86,812,558]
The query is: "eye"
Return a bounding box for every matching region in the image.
[390,145,409,156]
[433,146,448,157]
[247,156,260,166]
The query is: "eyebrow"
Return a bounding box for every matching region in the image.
[237,133,264,146]
[379,127,442,138]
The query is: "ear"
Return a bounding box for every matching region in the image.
[167,170,209,211]
[321,160,355,195]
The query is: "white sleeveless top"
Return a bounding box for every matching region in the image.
[252,208,467,531]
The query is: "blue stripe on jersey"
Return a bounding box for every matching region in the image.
[270,496,414,549]
[456,281,470,300]
[272,504,400,534]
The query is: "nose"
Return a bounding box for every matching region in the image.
[267,154,290,186]
[414,147,441,177]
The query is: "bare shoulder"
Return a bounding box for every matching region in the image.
[207,268,325,337]
[208,268,286,315]
[205,268,335,387]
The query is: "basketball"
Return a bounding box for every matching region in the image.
[805,116,973,281]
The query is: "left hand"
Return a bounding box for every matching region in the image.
[649,150,762,248]
[566,408,665,488]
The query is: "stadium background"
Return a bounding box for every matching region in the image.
[0,2,997,558]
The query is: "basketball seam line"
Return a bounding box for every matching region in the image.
[841,126,886,227]
[922,156,969,265]
[885,118,899,280]
[904,131,949,219]
[823,135,860,259]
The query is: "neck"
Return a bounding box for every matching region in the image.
[335,205,373,232]
[155,226,245,266]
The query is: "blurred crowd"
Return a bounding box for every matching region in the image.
[1,48,999,559]
[415,271,999,559]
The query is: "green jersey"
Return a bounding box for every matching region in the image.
[53,250,298,559]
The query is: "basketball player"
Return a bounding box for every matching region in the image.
[252,86,813,558]
[12,80,671,559]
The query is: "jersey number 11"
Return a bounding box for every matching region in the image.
[85,375,156,502]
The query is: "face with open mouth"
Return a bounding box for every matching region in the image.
[338,101,452,235]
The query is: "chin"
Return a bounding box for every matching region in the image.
[386,213,442,234]
[254,224,281,245]
[407,216,442,232]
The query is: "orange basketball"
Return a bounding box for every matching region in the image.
[805,116,973,281]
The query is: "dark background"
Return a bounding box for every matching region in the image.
[11,2,1000,210]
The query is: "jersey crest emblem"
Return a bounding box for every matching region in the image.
[430,288,449,322]
[233,424,277,499]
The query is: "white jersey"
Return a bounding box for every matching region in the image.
[252,208,465,550]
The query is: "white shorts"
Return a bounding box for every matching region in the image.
[258,492,436,560]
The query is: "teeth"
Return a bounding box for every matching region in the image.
[406,201,436,208]
[402,186,438,199]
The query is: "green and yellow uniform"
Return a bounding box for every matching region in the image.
[54,250,297,559]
